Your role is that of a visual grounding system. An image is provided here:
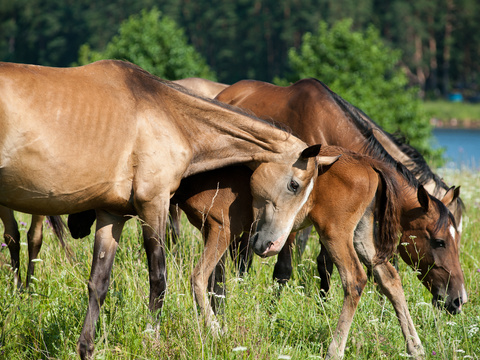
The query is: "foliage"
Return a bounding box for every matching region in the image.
[77,7,215,80]
[1,167,479,358]
[422,100,480,122]
[277,19,438,158]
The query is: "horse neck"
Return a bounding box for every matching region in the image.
[165,87,303,177]
[394,173,422,221]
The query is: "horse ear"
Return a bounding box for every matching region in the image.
[318,154,341,166]
[301,144,321,159]
[454,186,461,198]
[441,186,457,206]
[417,185,430,212]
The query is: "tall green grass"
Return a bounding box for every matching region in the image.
[1,169,479,359]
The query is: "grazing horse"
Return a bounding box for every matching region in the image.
[167,146,464,359]
[0,207,66,288]
[214,79,466,293]
[0,60,322,359]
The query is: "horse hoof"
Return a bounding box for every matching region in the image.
[77,338,95,360]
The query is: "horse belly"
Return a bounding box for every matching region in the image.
[0,120,135,215]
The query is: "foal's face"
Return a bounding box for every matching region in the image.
[398,187,467,314]
[249,146,337,257]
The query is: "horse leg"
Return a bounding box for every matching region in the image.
[353,217,424,358]
[371,262,424,358]
[208,251,227,314]
[230,232,252,276]
[137,197,170,316]
[168,203,182,244]
[296,225,313,258]
[0,206,22,289]
[317,245,334,296]
[77,210,126,360]
[26,215,45,288]
[191,222,229,335]
[317,229,367,360]
[273,233,295,285]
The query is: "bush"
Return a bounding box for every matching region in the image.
[77,7,216,81]
[277,19,438,159]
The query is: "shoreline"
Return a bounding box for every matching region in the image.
[430,118,480,129]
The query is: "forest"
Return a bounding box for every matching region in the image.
[1,0,479,99]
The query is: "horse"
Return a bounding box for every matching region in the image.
[64,94,467,358]
[0,207,66,289]
[173,77,228,98]
[0,60,324,359]
[165,145,464,359]
[214,78,466,293]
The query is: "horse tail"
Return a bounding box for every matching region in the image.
[372,165,401,265]
[47,215,73,259]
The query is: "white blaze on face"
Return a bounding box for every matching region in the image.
[449,225,456,240]
[458,216,463,235]
[461,284,468,304]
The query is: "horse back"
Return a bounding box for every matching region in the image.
[216,79,368,149]
[0,61,190,214]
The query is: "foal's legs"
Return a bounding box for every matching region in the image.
[354,236,424,357]
[191,222,230,334]
[272,233,295,285]
[353,219,424,358]
[0,206,21,289]
[77,210,126,360]
[317,225,368,360]
[317,245,334,296]
[26,215,45,287]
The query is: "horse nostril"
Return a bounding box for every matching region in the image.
[453,297,462,308]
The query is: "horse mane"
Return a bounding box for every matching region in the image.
[116,61,293,135]
[310,79,418,189]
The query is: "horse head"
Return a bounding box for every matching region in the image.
[249,144,339,257]
[398,186,467,314]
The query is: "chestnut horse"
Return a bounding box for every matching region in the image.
[168,145,463,359]
[214,79,466,290]
[0,60,323,359]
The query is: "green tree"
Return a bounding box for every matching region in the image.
[77,7,215,80]
[278,19,437,158]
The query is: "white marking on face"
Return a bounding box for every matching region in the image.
[264,177,316,256]
[461,284,468,304]
[458,216,463,235]
[449,225,456,240]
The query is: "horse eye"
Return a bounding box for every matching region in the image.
[288,179,299,193]
[432,239,446,248]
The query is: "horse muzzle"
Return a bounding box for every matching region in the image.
[250,231,288,257]
[432,293,465,315]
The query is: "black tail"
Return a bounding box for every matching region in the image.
[47,216,73,259]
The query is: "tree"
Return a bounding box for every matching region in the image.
[277,19,437,158]
[77,7,216,80]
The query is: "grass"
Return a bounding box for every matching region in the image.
[422,100,480,125]
[1,168,479,359]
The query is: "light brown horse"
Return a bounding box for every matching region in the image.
[0,60,324,359]
[173,77,228,98]
[0,207,66,288]
[168,145,464,359]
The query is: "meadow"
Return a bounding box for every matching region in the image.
[1,168,479,359]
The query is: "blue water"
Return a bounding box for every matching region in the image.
[432,128,480,169]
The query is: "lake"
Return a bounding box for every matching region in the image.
[432,128,480,169]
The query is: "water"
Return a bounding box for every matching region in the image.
[432,128,480,169]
